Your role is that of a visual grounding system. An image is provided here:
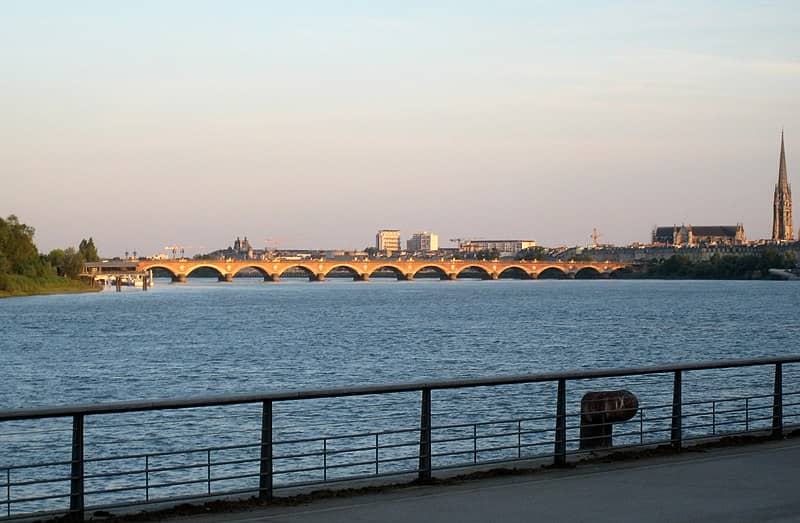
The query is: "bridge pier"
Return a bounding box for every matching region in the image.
[529,272,538,280]
[599,272,611,279]
[444,273,458,281]
[171,274,187,283]
[399,273,414,281]
[354,274,370,282]
[566,272,576,279]
[219,273,234,283]
[310,274,325,282]
[264,274,280,283]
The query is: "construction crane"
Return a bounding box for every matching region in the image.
[164,245,203,260]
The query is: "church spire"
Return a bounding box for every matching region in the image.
[778,130,789,191]
[773,130,794,242]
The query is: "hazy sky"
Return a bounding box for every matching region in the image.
[3,1,799,257]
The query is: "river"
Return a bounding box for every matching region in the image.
[1,279,798,513]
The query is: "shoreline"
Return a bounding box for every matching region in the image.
[0,284,101,299]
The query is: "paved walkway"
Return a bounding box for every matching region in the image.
[175,440,800,523]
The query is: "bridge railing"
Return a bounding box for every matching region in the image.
[1,355,799,521]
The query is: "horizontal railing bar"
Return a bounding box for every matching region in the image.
[1,491,71,505]
[85,442,260,463]
[273,467,420,490]
[4,356,798,421]
[2,474,71,488]
[372,455,418,465]
[273,464,328,476]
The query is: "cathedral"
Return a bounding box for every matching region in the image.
[772,131,793,242]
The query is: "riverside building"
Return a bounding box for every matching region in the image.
[376,229,401,255]
[460,239,537,257]
[651,225,745,247]
[406,232,439,253]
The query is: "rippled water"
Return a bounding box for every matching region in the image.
[1,279,799,515]
[2,278,798,408]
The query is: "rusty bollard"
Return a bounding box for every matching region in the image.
[579,390,639,450]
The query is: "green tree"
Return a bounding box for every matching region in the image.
[571,252,594,262]
[46,248,67,274]
[517,246,547,261]
[472,248,500,260]
[61,247,86,279]
[0,215,46,278]
[78,238,100,262]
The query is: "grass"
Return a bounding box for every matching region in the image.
[0,273,100,298]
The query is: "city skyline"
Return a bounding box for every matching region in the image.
[3,2,799,257]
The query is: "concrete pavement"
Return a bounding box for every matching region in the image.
[171,439,800,523]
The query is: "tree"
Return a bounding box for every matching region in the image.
[364,247,378,258]
[517,246,547,261]
[472,248,500,260]
[571,252,594,262]
[61,248,85,279]
[46,248,67,275]
[0,215,45,277]
[78,238,100,262]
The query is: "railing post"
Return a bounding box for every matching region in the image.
[259,400,273,500]
[69,414,84,521]
[473,424,477,463]
[671,371,682,449]
[773,363,783,438]
[6,468,10,518]
[554,378,567,466]
[206,450,212,495]
[418,388,432,482]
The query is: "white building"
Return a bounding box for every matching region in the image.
[376,229,401,255]
[407,231,439,252]
[460,239,536,257]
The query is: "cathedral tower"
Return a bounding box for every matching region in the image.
[772,131,793,242]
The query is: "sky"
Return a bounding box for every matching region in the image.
[2,1,799,257]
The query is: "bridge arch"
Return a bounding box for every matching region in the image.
[455,265,492,279]
[411,264,449,279]
[324,263,364,280]
[140,264,178,279]
[498,265,532,280]
[276,264,317,280]
[575,267,603,279]
[609,267,632,279]
[184,264,226,279]
[232,265,271,279]
[325,263,363,276]
[368,264,406,279]
[537,266,568,279]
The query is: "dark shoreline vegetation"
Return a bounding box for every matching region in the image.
[0,215,99,298]
[628,250,797,279]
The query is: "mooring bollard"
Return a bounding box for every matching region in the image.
[579,390,639,450]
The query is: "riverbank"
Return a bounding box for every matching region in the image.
[0,274,99,298]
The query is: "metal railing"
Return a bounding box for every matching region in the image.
[1,355,798,521]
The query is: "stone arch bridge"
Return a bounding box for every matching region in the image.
[138,259,632,283]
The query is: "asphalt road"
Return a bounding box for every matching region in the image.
[173,440,800,523]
